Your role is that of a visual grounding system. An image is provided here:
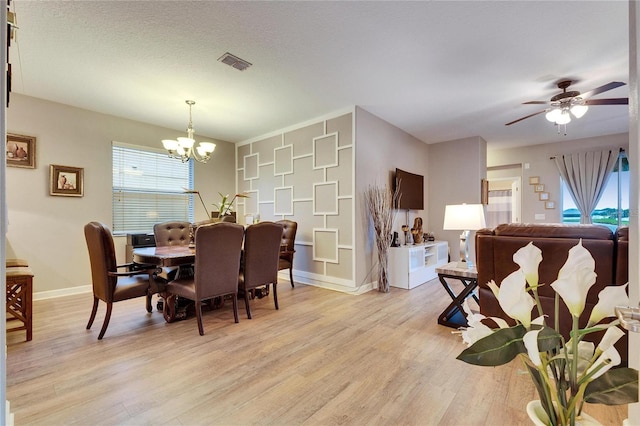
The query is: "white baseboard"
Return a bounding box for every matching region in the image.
[279,270,375,295]
[34,285,91,301]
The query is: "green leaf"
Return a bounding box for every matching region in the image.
[584,368,639,405]
[457,325,527,366]
[535,325,563,352]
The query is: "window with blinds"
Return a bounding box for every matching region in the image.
[112,142,194,234]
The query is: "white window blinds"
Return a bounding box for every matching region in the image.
[112,142,194,234]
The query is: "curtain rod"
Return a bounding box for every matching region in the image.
[549,147,625,160]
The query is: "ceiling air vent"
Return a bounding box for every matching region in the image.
[217,52,252,71]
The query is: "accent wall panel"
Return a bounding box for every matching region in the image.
[236,112,354,291]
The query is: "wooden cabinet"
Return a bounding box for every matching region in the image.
[388,241,448,289]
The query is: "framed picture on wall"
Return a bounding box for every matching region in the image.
[6,133,36,168]
[545,201,555,209]
[539,192,549,201]
[528,176,540,185]
[50,164,84,197]
[534,184,545,192]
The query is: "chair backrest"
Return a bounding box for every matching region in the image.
[84,221,118,302]
[276,220,297,252]
[153,221,192,247]
[194,222,245,300]
[243,222,283,290]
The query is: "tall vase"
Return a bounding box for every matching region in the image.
[526,400,602,426]
[378,251,389,292]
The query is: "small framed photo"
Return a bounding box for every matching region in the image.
[50,164,84,197]
[528,176,540,185]
[545,201,555,209]
[534,184,545,193]
[539,192,549,201]
[6,133,36,168]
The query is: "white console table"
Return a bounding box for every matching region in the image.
[388,241,448,289]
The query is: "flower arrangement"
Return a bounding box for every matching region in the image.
[212,192,249,217]
[457,240,638,426]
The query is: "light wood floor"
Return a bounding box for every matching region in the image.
[6,279,628,425]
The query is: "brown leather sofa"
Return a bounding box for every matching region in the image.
[475,223,628,360]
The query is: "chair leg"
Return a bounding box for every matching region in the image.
[86,297,99,329]
[97,302,113,340]
[244,291,252,319]
[232,294,239,323]
[289,268,295,288]
[146,293,153,313]
[196,302,204,336]
[273,283,279,310]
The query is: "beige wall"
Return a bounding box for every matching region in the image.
[5,94,235,297]
[488,133,628,223]
[427,136,487,262]
[354,107,430,289]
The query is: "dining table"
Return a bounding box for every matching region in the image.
[132,245,196,323]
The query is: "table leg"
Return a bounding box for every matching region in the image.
[437,274,478,328]
[162,293,177,323]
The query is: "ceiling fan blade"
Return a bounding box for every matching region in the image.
[580,81,626,99]
[523,101,548,105]
[584,98,628,105]
[505,110,546,126]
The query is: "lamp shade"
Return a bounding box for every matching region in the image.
[443,204,486,231]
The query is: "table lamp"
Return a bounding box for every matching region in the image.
[443,204,486,268]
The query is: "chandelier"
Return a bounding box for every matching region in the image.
[162,100,216,163]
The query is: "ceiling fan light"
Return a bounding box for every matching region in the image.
[545,108,561,123]
[571,103,588,118]
[556,109,572,125]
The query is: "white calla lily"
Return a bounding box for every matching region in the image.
[589,284,630,325]
[493,269,534,327]
[596,326,625,353]
[586,346,621,380]
[461,300,493,346]
[513,242,542,288]
[550,241,597,317]
[523,329,543,366]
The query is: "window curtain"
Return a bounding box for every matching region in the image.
[553,150,618,224]
[486,189,512,228]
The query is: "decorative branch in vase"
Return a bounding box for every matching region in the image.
[183,189,211,219]
[364,183,399,293]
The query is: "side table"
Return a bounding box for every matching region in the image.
[6,259,33,341]
[436,261,478,328]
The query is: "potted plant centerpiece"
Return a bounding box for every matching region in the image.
[213,192,249,220]
[457,241,638,426]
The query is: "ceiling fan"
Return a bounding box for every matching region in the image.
[505,80,628,126]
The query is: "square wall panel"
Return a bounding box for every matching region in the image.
[245,190,259,214]
[313,133,338,169]
[313,182,338,214]
[274,145,293,175]
[244,153,259,180]
[274,186,293,215]
[313,229,338,263]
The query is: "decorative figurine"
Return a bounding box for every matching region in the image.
[411,217,423,244]
[401,225,410,245]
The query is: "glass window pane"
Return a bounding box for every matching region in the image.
[112,143,193,234]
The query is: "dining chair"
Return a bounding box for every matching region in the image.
[276,220,297,288]
[239,221,284,319]
[164,222,245,335]
[153,220,193,284]
[153,221,192,247]
[84,221,158,340]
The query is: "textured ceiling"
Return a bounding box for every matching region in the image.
[9,1,630,150]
